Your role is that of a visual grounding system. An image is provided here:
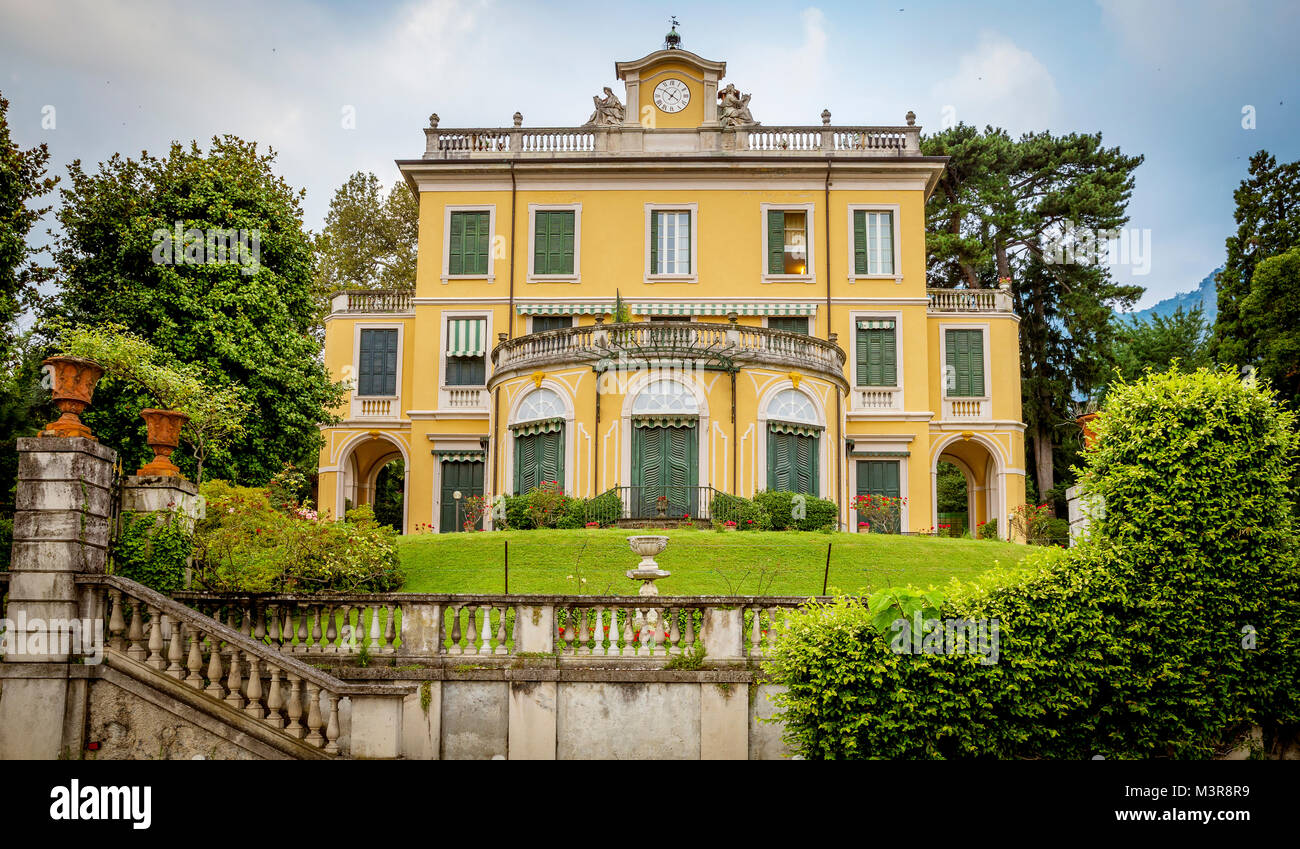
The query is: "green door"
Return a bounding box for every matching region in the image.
[631,423,698,518]
[855,460,902,534]
[767,428,819,496]
[440,459,484,533]
[513,428,564,495]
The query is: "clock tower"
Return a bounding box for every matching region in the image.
[613,42,729,130]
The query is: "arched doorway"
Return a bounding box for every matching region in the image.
[932,434,1005,540]
[336,433,409,533]
[628,379,701,519]
[935,459,970,537]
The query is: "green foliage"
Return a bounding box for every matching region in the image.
[265,463,310,513]
[753,490,837,531]
[313,172,417,308]
[1106,306,1212,397]
[977,518,999,540]
[582,488,622,527]
[851,493,904,534]
[193,479,403,593]
[710,491,763,529]
[663,641,707,671]
[1008,502,1068,547]
[769,367,1300,759]
[1239,247,1300,407]
[49,135,344,484]
[372,459,404,531]
[935,461,967,512]
[112,510,193,594]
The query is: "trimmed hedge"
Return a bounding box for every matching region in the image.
[753,490,838,531]
[768,368,1300,758]
[710,492,764,529]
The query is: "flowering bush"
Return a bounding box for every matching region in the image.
[977,519,999,540]
[193,479,403,593]
[852,493,905,534]
[524,480,568,529]
[1008,503,1067,546]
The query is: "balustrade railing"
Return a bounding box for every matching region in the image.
[926,287,1014,313]
[80,575,409,756]
[336,289,413,314]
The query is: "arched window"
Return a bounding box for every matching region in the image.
[631,379,699,416]
[766,389,820,497]
[515,387,565,423]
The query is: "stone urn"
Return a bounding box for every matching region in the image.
[1076,412,1101,449]
[625,534,670,596]
[137,408,189,476]
[40,356,105,440]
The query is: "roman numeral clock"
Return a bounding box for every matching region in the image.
[652,78,690,113]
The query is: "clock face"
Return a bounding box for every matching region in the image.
[653,78,691,113]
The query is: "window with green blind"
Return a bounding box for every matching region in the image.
[531,315,573,333]
[768,316,810,335]
[514,429,564,494]
[445,356,485,386]
[855,320,897,387]
[650,210,691,274]
[357,329,398,396]
[853,210,895,275]
[767,429,819,496]
[944,329,986,397]
[533,210,575,275]
[766,209,809,275]
[448,211,490,275]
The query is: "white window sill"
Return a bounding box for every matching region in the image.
[644,274,698,284]
[848,274,903,284]
[441,275,496,284]
[761,275,815,285]
[527,275,580,284]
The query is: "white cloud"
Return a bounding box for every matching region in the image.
[929,31,1062,134]
[726,7,831,125]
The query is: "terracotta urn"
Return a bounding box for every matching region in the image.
[137,408,189,476]
[1076,412,1101,449]
[40,356,105,440]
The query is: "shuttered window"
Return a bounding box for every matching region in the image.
[533,211,575,275]
[856,460,901,498]
[767,428,819,496]
[944,329,986,397]
[767,209,808,275]
[445,356,485,386]
[855,320,897,387]
[768,317,810,335]
[853,210,894,275]
[448,211,490,276]
[357,329,398,396]
[531,315,573,333]
[514,429,564,494]
[650,210,691,274]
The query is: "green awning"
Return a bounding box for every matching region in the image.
[631,415,698,428]
[856,319,896,329]
[516,303,611,315]
[631,302,818,316]
[768,421,824,437]
[435,451,485,463]
[446,318,486,356]
[508,417,565,435]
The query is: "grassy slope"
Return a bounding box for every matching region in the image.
[397,528,1030,596]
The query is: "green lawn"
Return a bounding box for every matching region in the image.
[397,528,1030,596]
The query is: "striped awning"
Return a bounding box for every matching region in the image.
[446,319,486,356]
[631,415,698,428]
[435,451,485,463]
[632,302,819,317]
[856,319,896,329]
[769,421,824,437]
[516,303,611,315]
[508,417,565,435]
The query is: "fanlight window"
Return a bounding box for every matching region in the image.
[767,389,817,424]
[516,387,565,423]
[631,380,699,416]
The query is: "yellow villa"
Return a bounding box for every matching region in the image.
[317,33,1026,538]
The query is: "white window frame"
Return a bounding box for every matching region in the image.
[938,322,991,402]
[438,310,494,406]
[846,204,902,283]
[527,314,577,334]
[441,205,497,284]
[352,322,404,400]
[760,202,816,284]
[527,203,582,284]
[849,309,905,390]
[644,202,699,283]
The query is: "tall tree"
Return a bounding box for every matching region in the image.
[1239,247,1300,405]
[0,92,58,526]
[313,172,418,305]
[1212,151,1300,369]
[923,125,1144,505]
[51,135,344,484]
[1105,306,1212,394]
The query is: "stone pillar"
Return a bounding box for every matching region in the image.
[0,437,115,759]
[515,603,554,654]
[119,474,202,585]
[349,693,406,758]
[702,608,744,660]
[1066,485,1104,547]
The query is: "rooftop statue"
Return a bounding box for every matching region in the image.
[718,83,755,128]
[585,87,625,126]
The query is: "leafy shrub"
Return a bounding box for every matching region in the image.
[524,480,568,529]
[193,480,403,593]
[1009,502,1066,546]
[710,492,763,530]
[852,493,904,534]
[753,490,838,531]
[976,518,998,540]
[768,367,1300,758]
[112,509,193,594]
[584,489,623,527]
[502,494,535,530]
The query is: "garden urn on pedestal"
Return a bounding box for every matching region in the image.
[39,356,104,440]
[137,408,189,476]
[625,535,670,596]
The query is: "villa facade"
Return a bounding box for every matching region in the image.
[316,38,1026,537]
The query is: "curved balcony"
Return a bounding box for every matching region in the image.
[490,321,848,390]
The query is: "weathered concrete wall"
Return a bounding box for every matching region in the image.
[557,682,701,759]
[750,684,792,760]
[441,681,509,759]
[85,677,263,760]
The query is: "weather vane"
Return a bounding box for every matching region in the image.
[665,16,682,49]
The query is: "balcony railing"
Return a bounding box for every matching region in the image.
[423,122,921,160]
[330,289,414,314]
[926,287,1015,313]
[490,321,848,388]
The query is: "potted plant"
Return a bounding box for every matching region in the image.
[39,355,105,439]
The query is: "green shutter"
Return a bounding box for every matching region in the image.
[537,211,574,275]
[945,329,984,397]
[855,328,868,386]
[969,333,984,396]
[856,327,897,387]
[449,212,465,275]
[358,329,397,396]
[857,460,900,499]
[650,211,659,274]
[767,210,785,274]
[853,210,867,274]
[472,212,490,275]
[533,213,548,275]
[882,328,897,386]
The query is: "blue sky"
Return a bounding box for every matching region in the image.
[2,0,1296,308]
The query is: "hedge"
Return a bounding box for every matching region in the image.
[753,490,838,531]
[768,368,1300,758]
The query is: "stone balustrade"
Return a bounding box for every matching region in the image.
[168,592,826,662]
[329,289,414,314]
[926,287,1015,313]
